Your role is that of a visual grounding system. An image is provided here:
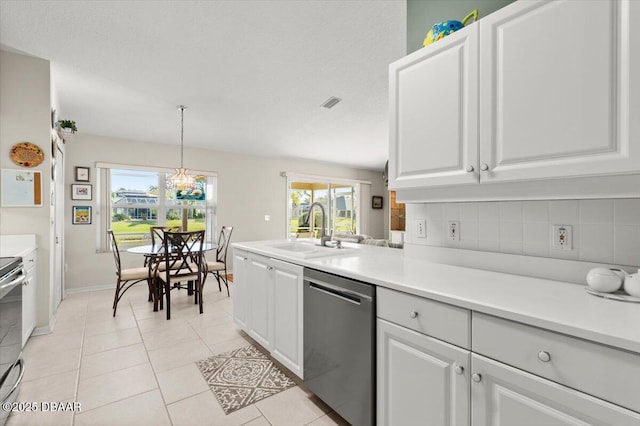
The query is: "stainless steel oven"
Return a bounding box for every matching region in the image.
[0,257,25,426]
[303,268,375,426]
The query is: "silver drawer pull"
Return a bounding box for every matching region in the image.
[471,373,482,382]
[409,310,418,319]
[454,365,464,375]
[538,351,551,362]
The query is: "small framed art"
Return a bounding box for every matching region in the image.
[71,183,92,200]
[75,166,90,182]
[72,206,92,224]
[372,196,383,209]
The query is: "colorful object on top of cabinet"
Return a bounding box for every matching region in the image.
[423,9,478,47]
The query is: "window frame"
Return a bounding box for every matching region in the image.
[284,172,371,239]
[95,162,217,251]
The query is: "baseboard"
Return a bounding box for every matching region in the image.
[32,315,56,336]
[65,283,113,294]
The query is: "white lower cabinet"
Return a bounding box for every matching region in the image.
[377,288,640,426]
[231,250,249,330]
[270,258,303,378]
[247,255,271,349]
[22,249,37,348]
[471,354,640,426]
[232,249,304,379]
[377,318,470,426]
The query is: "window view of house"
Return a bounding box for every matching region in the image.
[289,180,358,238]
[109,168,211,245]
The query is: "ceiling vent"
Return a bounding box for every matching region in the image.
[320,97,342,109]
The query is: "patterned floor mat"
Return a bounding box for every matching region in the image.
[195,344,296,414]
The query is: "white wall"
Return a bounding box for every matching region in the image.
[0,50,55,328]
[405,199,640,268]
[64,133,387,290]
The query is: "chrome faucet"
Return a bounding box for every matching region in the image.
[309,202,332,246]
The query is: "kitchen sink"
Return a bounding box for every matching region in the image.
[267,241,355,259]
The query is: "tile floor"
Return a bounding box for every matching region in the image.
[8,282,349,426]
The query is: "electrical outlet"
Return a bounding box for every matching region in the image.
[415,219,426,238]
[552,224,572,250]
[448,221,460,241]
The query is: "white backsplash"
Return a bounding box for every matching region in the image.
[404,199,640,267]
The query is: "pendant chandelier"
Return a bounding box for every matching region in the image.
[167,105,196,190]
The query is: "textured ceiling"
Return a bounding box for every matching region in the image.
[0,0,406,171]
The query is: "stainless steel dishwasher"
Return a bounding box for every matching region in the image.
[303,268,375,426]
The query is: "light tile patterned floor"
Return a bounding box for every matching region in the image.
[8,282,349,426]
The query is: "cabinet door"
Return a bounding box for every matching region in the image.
[22,266,37,347]
[479,0,640,183]
[247,254,271,350]
[389,23,479,189]
[270,258,304,379]
[471,354,640,426]
[231,250,249,331]
[377,319,470,426]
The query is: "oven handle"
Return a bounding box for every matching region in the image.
[0,267,26,290]
[306,278,372,305]
[1,358,24,403]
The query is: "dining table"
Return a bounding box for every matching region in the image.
[126,242,217,255]
[126,242,217,305]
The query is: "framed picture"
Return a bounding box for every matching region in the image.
[71,183,92,200]
[72,206,92,224]
[75,166,90,182]
[372,196,383,209]
[1,169,43,207]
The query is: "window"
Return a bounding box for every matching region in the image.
[97,164,217,248]
[286,174,370,239]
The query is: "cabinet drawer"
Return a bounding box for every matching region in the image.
[473,312,640,412]
[22,250,36,272]
[377,287,470,349]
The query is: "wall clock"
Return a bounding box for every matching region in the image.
[10,142,44,167]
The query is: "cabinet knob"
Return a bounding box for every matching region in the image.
[409,310,418,319]
[242,257,248,261]
[480,163,489,172]
[471,373,482,383]
[466,165,475,173]
[454,365,464,375]
[29,258,35,263]
[537,351,551,362]
[266,266,273,271]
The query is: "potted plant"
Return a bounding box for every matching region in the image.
[58,119,77,138]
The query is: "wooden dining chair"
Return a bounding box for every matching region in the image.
[108,230,157,316]
[205,226,234,297]
[152,230,206,320]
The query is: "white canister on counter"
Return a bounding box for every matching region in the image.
[623,270,640,297]
[586,268,624,293]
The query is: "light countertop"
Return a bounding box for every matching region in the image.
[233,240,640,354]
[0,234,37,258]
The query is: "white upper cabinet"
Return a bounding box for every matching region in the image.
[480,0,640,183]
[389,22,479,189]
[389,0,640,195]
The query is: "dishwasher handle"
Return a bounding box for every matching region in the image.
[306,277,372,305]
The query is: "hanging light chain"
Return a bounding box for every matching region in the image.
[179,105,186,168]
